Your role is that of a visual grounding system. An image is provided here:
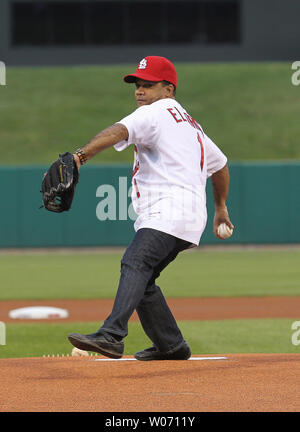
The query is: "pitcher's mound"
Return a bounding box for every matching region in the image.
[0,353,299,412]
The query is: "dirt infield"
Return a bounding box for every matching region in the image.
[3,246,300,413]
[1,296,300,323]
[0,354,300,412]
[1,295,300,412]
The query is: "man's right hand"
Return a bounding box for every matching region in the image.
[213,205,234,239]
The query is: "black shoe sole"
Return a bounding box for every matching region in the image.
[68,334,123,359]
[135,344,191,361]
[135,353,190,361]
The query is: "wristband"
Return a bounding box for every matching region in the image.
[75,149,88,165]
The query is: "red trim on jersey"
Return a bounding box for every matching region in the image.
[132,163,139,178]
[133,178,140,198]
[197,132,204,171]
[132,145,139,178]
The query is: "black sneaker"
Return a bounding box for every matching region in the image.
[134,341,191,361]
[68,331,124,359]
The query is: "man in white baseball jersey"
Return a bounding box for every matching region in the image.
[68,56,234,360]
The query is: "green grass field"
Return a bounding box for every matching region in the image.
[1,318,299,359]
[0,249,299,300]
[0,249,299,358]
[0,62,299,165]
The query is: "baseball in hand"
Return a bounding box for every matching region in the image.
[72,347,89,357]
[217,223,233,239]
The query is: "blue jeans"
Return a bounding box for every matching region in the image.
[100,228,192,352]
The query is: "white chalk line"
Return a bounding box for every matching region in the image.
[93,356,227,362]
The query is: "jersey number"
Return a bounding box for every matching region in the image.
[197,133,204,171]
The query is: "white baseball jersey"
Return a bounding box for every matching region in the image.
[115,98,227,246]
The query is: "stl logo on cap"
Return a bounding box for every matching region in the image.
[138,58,147,70]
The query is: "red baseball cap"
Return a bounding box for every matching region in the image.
[123,56,177,87]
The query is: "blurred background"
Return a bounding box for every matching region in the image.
[0,0,299,248]
[1,0,299,64]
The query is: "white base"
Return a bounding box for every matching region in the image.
[9,306,69,319]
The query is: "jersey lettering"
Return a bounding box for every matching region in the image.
[186,114,202,132]
[167,107,182,123]
[167,106,203,133]
[174,107,187,122]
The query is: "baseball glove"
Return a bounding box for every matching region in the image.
[41,152,79,213]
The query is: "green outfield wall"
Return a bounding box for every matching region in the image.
[1,162,299,248]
